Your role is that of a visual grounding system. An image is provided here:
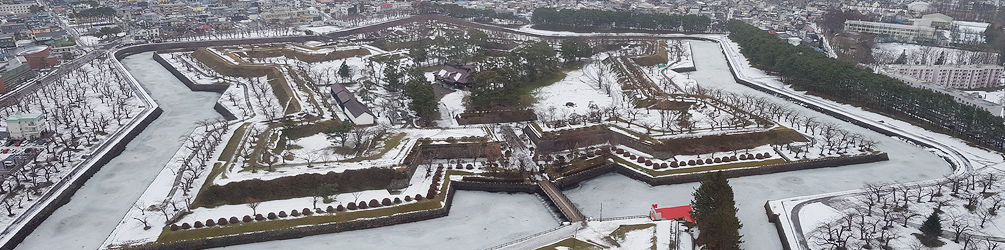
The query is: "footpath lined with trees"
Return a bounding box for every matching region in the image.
[726,20,1005,152]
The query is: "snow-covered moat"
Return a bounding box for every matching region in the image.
[16,40,959,249]
[15,53,224,250]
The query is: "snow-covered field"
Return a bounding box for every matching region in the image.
[16,53,223,250]
[562,40,961,250]
[12,25,992,250]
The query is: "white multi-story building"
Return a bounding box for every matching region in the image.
[0,4,32,15]
[844,20,936,43]
[884,64,1004,89]
[5,112,45,140]
[880,70,1005,117]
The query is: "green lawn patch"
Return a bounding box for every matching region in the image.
[156,171,460,246]
[615,157,788,177]
[655,127,808,155]
[192,168,404,208]
[631,41,668,66]
[537,237,600,250]
[157,198,443,244]
[218,123,249,161]
[516,71,567,108]
[282,120,340,140]
[609,223,654,240]
[342,133,407,162]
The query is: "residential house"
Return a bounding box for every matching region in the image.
[330,83,375,125]
[5,112,44,140]
[434,64,475,89]
[0,56,35,93]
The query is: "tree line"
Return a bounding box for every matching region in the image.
[726,20,1005,152]
[531,8,715,33]
[469,40,560,109]
[415,2,519,22]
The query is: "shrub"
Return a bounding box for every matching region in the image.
[181,223,191,230]
[394,197,402,204]
[755,153,764,159]
[415,194,424,201]
[336,204,345,211]
[255,214,266,221]
[268,212,278,220]
[730,155,738,161]
[242,215,253,222]
[616,148,624,154]
[427,190,436,198]
[358,201,368,209]
[465,165,473,170]
[629,155,637,160]
[291,209,301,217]
[714,158,722,163]
[739,154,747,160]
[316,208,324,214]
[218,218,228,226]
[302,208,313,216]
[369,199,381,208]
[705,159,713,164]
[405,195,412,202]
[660,163,668,169]
[763,153,771,158]
[670,161,679,168]
[278,211,288,217]
[746,153,754,159]
[206,219,216,227]
[229,217,240,224]
[194,221,204,228]
[170,224,179,231]
[382,198,393,206]
[346,202,357,210]
[687,160,695,165]
[327,206,336,213]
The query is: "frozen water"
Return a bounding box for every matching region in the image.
[15,53,223,250]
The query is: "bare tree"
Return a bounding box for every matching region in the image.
[246,198,262,215]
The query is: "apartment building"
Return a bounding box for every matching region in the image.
[885,64,1004,89]
[844,20,936,43]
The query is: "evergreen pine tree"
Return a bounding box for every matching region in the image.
[894,49,908,64]
[338,60,351,82]
[691,171,743,250]
[920,209,942,245]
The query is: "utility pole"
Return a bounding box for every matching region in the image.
[599,203,603,221]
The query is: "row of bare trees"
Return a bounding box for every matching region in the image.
[811,172,1005,249]
[0,59,140,218]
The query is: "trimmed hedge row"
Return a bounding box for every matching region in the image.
[194,168,403,207]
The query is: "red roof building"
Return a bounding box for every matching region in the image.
[17,46,58,70]
[650,204,694,224]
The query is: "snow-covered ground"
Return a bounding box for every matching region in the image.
[16,53,222,250]
[965,89,1005,105]
[214,191,560,250]
[77,36,99,47]
[14,27,993,250]
[563,39,962,250]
